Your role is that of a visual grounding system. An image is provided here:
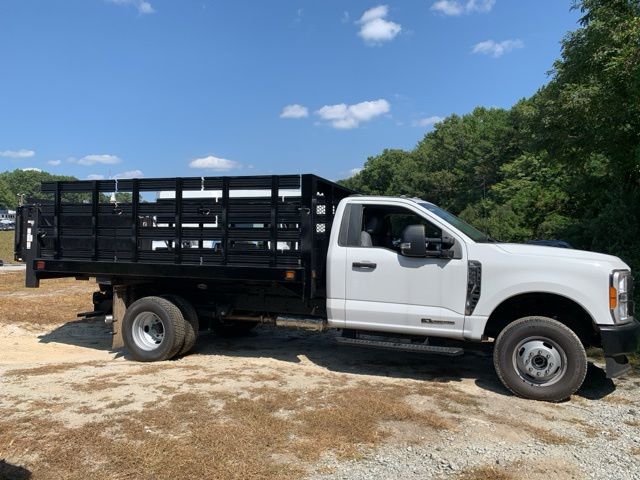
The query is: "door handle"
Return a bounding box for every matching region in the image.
[352,261,377,270]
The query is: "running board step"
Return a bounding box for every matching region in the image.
[336,337,464,356]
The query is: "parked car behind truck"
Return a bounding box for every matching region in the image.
[15,174,639,402]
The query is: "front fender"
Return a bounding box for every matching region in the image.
[480,281,598,325]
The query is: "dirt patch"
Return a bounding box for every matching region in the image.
[458,465,515,480]
[484,413,570,445]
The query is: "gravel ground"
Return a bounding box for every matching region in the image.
[307,359,640,480]
[1,315,639,479]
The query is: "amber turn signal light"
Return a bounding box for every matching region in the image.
[609,286,617,309]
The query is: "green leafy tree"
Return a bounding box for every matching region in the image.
[340,149,413,195]
[532,0,640,272]
[0,178,15,209]
[398,108,521,212]
[0,169,78,203]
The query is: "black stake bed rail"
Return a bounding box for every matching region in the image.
[16,174,352,302]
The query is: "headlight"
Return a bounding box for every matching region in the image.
[610,270,635,324]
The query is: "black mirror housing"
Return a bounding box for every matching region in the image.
[400,224,427,257]
[442,235,455,249]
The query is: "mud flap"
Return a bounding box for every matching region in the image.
[112,285,131,350]
[605,355,632,379]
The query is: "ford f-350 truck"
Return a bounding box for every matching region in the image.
[14,174,639,402]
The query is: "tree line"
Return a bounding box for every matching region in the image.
[0,169,78,209]
[0,169,136,208]
[341,0,640,284]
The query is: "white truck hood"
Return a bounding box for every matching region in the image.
[493,243,630,270]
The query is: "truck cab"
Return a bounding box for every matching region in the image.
[327,196,638,401]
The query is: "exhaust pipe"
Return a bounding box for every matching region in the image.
[276,316,326,331]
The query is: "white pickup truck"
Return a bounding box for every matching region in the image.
[17,174,638,402]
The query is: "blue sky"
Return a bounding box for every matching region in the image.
[0,0,580,181]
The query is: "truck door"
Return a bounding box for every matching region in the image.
[344,202,467,338]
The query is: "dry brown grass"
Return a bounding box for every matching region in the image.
[0,230,14,263]
[293,383,452,460]
[457,465,515,480]
[568,417,600,438]
[0,381,452,480]
[0,272,95,325]
[4,362,98,377]
[72,377,124,393]
[602,395,634,405]
[624,419,640,428]
[105,399,132,409]
[485,413,570,445]
[248,371,287,382]
[631,446,640,456]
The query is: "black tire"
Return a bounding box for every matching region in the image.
[122,296,186,362]
[162,295,199,356]
[493,316,587,402]
[211,320,258,337]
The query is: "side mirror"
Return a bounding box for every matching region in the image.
[400,224,427,257]
[441,235,455,249]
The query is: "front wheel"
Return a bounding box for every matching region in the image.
[493,316,587,402]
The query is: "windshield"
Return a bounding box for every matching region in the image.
[418,202,492,242]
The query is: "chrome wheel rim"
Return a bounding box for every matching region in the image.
[512,336,567,387]
[131,312,165,351]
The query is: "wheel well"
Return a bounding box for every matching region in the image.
[484,292,599,346]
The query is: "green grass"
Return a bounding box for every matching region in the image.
[0,230,15,263]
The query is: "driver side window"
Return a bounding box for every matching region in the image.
[356,204,441,252]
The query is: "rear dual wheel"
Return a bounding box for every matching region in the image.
[122,295,199,362]
[161,295,199,356]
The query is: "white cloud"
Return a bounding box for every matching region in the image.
[348,167,363,177]
[189,155,241,170]
[21,167,42,172]
[472,39,523,58]
[114,169,144,179]
[280,104,309,119]
[106,0,155,15]
[316,99,390,129]
[413,116,444,127]
[431,0,495,16]
[0,149,35,159]
[87,174,106,180]
[47,160,62,166]
[360,5,389,23]
[75,154,121,166]
[357,5,401,45]
[138,2,154,14]
[341,11,350,23]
